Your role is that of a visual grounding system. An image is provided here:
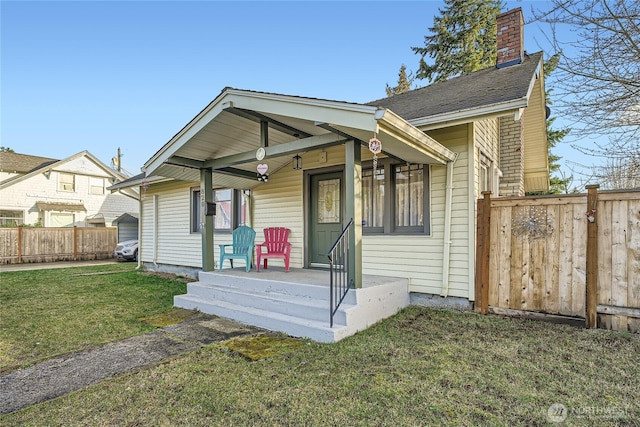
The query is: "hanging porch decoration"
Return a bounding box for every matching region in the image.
[368,134,382,175]
[257,163,269,182]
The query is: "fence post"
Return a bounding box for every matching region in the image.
[18,226,23,264]
[585,184,599,328]
[475,191,492,314]
[73,226,79,261]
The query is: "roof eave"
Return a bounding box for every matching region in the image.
[377,109,457,164]
[410,98,530,131]
[107,175,172,191]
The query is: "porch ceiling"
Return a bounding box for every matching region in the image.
[144,88,456,188]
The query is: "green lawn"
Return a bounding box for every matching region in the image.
[1,266,639,426]
[0,263,188,372]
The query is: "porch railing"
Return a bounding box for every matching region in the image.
[327,218,354,327]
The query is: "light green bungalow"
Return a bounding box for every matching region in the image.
[112,9,549,342]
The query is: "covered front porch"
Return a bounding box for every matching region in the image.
[141,88,458,342]
[143,88,456,282]
[174,267,409,343]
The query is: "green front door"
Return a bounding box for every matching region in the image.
[309,171,343,267]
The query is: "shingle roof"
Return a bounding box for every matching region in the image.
[368,52,543,121]
[0,152,58,174]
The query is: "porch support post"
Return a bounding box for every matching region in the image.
[200,168,215,271]
[345,139,362,288]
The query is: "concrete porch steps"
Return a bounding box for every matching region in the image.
[173,269,410,343]
[181,281,354,325]
[174,294,351,343]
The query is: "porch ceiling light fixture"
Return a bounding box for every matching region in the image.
[292,154,302,170]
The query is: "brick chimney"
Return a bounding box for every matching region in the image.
[496,8,524,68]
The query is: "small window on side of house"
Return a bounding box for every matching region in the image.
[59,173,75,192]
[480,153,493,193]
[90,177,104,195]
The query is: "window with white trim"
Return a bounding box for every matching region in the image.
[480,152,492,193]
[0,210,23,226]
[59,173,75,192]
[362,159,430,235]
[89,177,105,195]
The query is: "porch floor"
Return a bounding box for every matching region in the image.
[206,266,404,288]
[174,266,410,343]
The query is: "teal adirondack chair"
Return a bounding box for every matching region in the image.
[219,226,256,272]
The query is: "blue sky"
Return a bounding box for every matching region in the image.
[2,1,587,178]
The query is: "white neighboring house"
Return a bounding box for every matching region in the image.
[0,150,139,228]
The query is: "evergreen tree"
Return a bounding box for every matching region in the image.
[412,0,502,83]
[0,147,14,153]
[385,64,414,97]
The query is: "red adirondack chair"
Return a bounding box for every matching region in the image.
[256,227,291,272]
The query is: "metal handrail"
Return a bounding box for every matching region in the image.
[327,218,354,327]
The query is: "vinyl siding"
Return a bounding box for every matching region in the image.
[362,124,471,298]
[140,195,155,262]
[523,76,550,192]
[143,131,474,299]
[252,166,304,269]
[140,181,202,267]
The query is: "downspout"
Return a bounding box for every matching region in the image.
[441,153,459,297]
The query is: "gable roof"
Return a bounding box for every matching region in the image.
[0,150,134,192]
[142,88,457,188]
[0,152,58,175]
[368,51,543,127]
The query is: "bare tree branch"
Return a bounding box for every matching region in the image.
[532,0,639,189]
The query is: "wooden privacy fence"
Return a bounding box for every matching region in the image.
[0,227,117,264]
[475,186,640,333]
